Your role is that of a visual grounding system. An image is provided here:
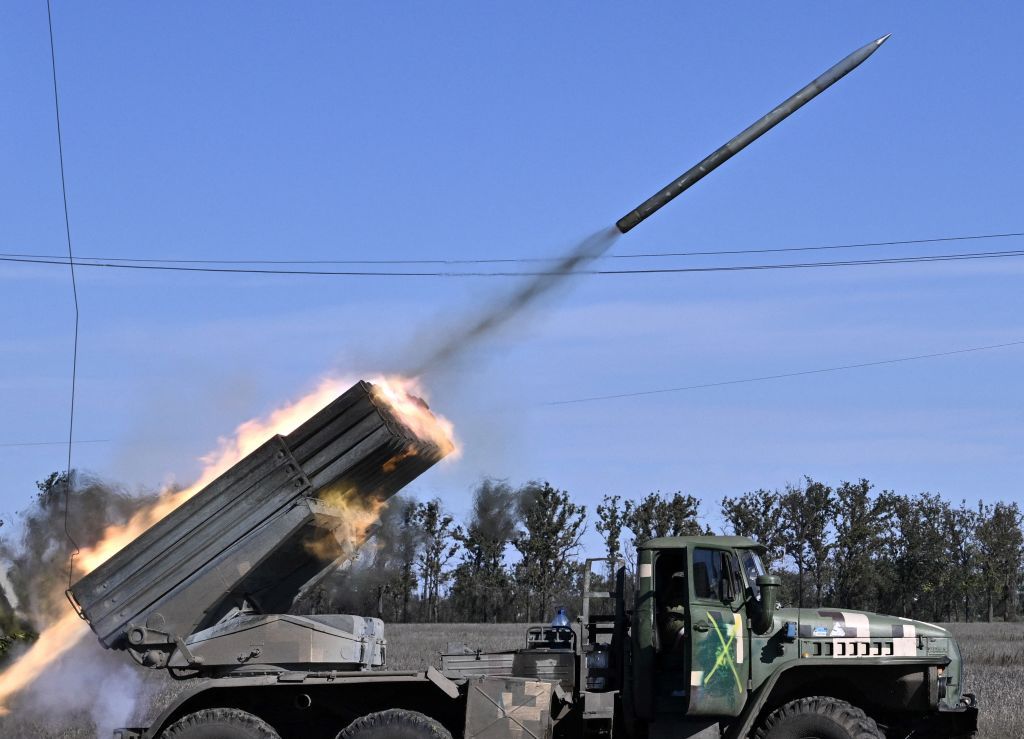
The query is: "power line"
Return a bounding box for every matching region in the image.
[546,339,1024,406]
[1,230,1022,266]
[614,231,1024,261]
[3,247,1024,278]
[45,0,80,587]
[0,439,109,449]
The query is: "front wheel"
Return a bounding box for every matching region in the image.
[754,697,884,739]
[161,708,280,739]
[336,709,453,739]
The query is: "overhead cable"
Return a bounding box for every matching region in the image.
[546,339,1024,406]
[1,230,1022,267]
[2,248,1024,278]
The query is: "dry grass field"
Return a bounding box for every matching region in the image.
[943,622,1024,739]
[0,621,1019,738]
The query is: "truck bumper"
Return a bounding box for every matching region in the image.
[913,694,979,738]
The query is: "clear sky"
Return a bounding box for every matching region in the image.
[1,2,1021,554]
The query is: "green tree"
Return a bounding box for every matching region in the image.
[942,501,981,621]
[415,499,459,622]
[780,478,834,608]
[830,479,886,611]
[513,482,586,622]
[624,491,702,542]
[720,488,786,569]
[361,495,424,622]
[976,501,1023,622]
[877,492,949,620]
[450,479,518,622]
[595,494,626,578]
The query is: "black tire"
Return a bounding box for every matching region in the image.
[754,697,884,739]
[161,708,280,739]
[336,709,453,739]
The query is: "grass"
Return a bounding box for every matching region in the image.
[1,622,1019,737]
[943,622,1024,739]
[385,622,525,671]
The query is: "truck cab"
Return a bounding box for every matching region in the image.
[618,536,978,738]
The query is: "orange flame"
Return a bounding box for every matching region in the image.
[0,374,456,713]
[371,376,459,458]
[305,486,389,561]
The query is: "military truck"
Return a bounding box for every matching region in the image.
[65,36,981,736]
[67,380,977,739]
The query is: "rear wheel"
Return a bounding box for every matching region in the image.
[161,707,280,739]
[754,697,884,739]
[336,709,453,739]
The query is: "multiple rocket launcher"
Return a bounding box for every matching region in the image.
[69,34,890,672]
[69,381,451,671]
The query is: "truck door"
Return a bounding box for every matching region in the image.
[686,547,747,717]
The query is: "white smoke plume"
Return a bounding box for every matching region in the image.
[11,637,155,738]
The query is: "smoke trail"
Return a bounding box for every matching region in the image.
[409,226,619,375]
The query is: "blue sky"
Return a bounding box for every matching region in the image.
[1,2,1021,553]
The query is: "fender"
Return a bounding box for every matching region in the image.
[725,658,948,739]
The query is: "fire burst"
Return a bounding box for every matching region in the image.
[0,374,456,713]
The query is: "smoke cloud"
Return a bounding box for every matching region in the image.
[10,637,154,739]
[0,472,160,736]
[408,227,619,375]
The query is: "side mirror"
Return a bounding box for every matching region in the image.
[751,575,781,634]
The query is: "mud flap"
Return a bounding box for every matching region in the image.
[464,676,554,739]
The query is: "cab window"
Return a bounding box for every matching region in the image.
[692,548,742,602]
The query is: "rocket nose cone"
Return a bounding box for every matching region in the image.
[875,33,892,46]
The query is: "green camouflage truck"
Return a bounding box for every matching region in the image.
[605,536,979,738]
[68,381,978,739]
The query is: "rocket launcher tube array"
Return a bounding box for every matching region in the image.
[68,381,450,664]
[616,34,890,234]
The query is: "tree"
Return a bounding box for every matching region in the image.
[976,502,1023,622]
[624,491,702,542]
[595,495,626,578]
[415,499,459,622]
[449,479,518,622]
[876,492,950,620]
[780,479,834,608]
[831,479,886,611]
[357,495,424,622]
[513,482,586,622]
[720,488,786,569]
[942,501,981,621]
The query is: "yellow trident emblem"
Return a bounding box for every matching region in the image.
[703,616,744,693]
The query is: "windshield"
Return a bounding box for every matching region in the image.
[740,550,767,598]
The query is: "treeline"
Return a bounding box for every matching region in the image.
[308,477,1023,626]
[719,479,1023,623]
[1,473,1022,652]
[305,474,1024,626]
[307,479,589,624]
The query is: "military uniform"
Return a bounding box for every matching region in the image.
[658,572,688,653]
